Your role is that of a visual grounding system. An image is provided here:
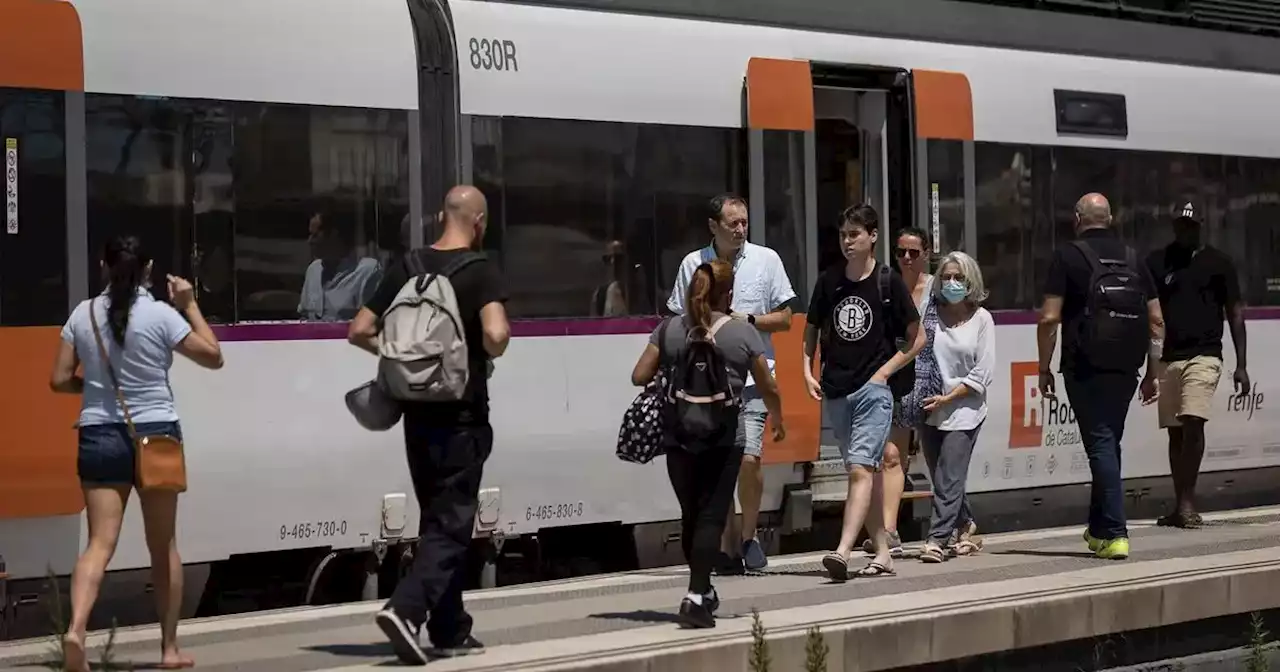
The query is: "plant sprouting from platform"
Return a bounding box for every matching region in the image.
[41,565,67,670]
[749,608,771,672]
[805,625,828,672]
[1248,611,1271,672]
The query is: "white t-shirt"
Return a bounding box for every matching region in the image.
[928,307,996,431]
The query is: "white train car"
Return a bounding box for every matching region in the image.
[3,0,1280,640]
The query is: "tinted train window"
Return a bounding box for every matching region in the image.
[86,95,411,324]
[0,87,68,326]
[1054,90,1128,138]
[471,116,743,319]
[974,142,1271,310]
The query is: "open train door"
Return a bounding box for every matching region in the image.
[744,59,975,519]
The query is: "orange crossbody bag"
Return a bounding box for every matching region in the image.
[89,300,188,493]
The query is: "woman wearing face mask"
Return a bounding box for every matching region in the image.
[917,251,995,564]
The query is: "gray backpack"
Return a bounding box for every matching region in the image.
[376,251,484,402]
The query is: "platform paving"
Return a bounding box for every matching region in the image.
[5,506,1280,671]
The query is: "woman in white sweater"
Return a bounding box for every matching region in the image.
[918,251,996,563]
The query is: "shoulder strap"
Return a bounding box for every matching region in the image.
[1071,240,1106,277]
[707,315,733,340]
[404,249,427,279]
[89,299,137,440]
[878,263,892,306]
[656,316,671,362]
[441,251,486,278]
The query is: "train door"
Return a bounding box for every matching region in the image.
[744,59,977,509]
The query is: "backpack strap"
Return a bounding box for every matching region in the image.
[404,249,427,280]
[877,263,892,308]
[656,315,671,363]
[1071,240,1106,276]
[707,314,733,340]
[440,251,487,278]
[876,262,904,340]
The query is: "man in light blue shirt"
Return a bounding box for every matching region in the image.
[667,193,796,572]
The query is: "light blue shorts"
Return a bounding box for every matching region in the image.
[736,387,768,459]
[824,381,894,470]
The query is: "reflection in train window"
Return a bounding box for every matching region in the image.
[471,116,743,319]
[0,87,68,327]
[975,142,1280,309]
[762,131,808,306]
[85,94,410,324]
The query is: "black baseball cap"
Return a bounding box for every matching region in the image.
[1174,201,1202,224]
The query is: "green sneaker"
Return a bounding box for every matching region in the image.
[1095,537,1130,560]
[1083,529,1103,552]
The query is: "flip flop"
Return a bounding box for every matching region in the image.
[855,561,896,577]
[1157,512,1201,529]
[159,652,196,669]
[822,552,849,582]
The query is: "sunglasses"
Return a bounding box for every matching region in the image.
[895,247,923,260]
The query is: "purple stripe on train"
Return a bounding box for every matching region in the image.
[210,307,1280,342]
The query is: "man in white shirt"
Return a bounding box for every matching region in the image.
[667,193,797,572]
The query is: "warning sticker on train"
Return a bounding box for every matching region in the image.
[5,138,16,235]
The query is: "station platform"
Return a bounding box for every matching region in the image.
[5,506,1280,672]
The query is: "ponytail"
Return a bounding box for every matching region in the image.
[684,260,735,330]
[103,235,150,346]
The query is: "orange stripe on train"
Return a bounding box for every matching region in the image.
[0,327,84,519]
[0,0,84,92]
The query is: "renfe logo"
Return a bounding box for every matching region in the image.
[1008,361,1080,449]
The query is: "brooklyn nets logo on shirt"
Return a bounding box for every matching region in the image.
[832,294,873,342]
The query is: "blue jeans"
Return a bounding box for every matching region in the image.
[736,387,768,459]
[1064,371,1138,540]
[78,421,184,486]
[823,381,894,470]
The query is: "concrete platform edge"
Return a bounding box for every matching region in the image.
[316,546,1280,672]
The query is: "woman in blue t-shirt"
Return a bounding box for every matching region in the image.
[50,236,224,672]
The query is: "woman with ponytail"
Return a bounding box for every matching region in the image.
[630,259,785,628]
[49,235,224,671]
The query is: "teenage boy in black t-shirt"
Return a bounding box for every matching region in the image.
[347,185,510,665]
[802,204,925,582]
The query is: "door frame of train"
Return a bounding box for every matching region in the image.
[744,59,922,467]
[408,0,461,234]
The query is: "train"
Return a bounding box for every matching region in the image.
[3,0,1280,641]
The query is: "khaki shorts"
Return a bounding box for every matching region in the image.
[1158,355,1223,428]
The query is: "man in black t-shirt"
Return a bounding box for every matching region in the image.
[1145,202,1249,529]
[1037,192,1163,561]
[348,185,510,665]
[802,204,924,582]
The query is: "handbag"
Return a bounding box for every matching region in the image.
[615,317,673,465]
[89,299,189,492]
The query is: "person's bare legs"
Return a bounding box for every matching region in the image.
[879,427,908,536]
[835,466,876,560]
[864,467,895,572]
[139,489,192,668]
[738,455,763,540]
[66,486,131,672]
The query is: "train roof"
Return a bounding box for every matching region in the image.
[489,0,1280,76]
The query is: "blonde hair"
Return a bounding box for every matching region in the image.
[932,251,989,304]
[687,260,735,329]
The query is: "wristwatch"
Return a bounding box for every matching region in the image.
[747,314,756,326]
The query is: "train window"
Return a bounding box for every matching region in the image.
[0,87,68,326]
[86,95,410,324]
[471,116,742,319]
[762,131,809,305]
[1053,90,1128,138]
[974,142,1274,310]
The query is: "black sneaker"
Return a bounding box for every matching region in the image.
[374,608,428,666]
[429,635,486,658]
[678,597,716,629]
[713,552,745,576]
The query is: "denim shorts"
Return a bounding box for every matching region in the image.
[736,387,768,459]
[78,421,183,486]
[823,381,894,470]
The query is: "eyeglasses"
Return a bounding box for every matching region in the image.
[895,247,922,260]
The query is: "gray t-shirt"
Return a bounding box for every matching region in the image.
[649,312,767,396]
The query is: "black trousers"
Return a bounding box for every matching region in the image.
[386,418,492,647]
[665,443,742,595]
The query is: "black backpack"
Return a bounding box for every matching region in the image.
[664,315,739,453]
[1072,240,1150,372]
[877,264,915,400]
